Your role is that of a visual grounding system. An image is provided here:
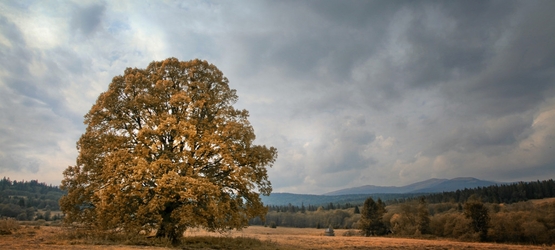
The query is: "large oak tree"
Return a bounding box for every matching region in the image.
[60,58,277,242]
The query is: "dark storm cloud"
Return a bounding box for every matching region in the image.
[70,2,106,36]
[212,0,555,191]
[423,113,534,157]
[257,0,554,117]
[415,1,555,116]
[306,1,398,28]
[352,1,516,104]
[402,1,555,162]
[225,1,396,81]
[464,12,555,115]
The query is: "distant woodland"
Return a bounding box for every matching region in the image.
[0,177,65,221]
[250,179,555,245]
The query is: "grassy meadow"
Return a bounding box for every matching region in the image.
[2,223,554,250]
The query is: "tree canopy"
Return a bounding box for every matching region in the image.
[359,197,387,236]
[60,58,277,242]
[464,198,490,241]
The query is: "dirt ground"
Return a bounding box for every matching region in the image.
[2,225,554,250]
[0,226,171,250]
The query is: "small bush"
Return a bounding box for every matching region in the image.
[0,218,20,235]
[269,221,277,228]
[342,230,362,236]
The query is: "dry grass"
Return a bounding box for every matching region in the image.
[1,224,554,249]
[185,226,555,250]
[530,197,555,205]
[0,225,173,250]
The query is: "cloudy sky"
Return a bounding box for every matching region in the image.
[1,0,554,194]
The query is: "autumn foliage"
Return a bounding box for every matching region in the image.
[60,58,277,242]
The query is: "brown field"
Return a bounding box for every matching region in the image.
[530,197,555,205]
[1,225,554,249]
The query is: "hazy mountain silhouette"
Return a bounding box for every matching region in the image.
[261,177,500,206]
[324,177,498,195]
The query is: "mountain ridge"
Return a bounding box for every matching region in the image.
[324,177,499,195]
[261,177,501,206]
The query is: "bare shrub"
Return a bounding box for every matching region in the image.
[0,218,20,235]
[342,230,363,236]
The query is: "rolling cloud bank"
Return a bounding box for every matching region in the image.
[1,1,554,194]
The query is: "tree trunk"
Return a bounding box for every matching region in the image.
[155,204,183,245]
[156,221,181,244]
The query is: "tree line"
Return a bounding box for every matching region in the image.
[266,202,358,213]
[250,179,555,245]
[413,179,555,204]
[387,196,555,244]
[252,196,555,245]
[0,177,65,221]
[260,179,555,215]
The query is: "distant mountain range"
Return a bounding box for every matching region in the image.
[324,177,499,195]
[261,177,500,206]
[260,192,425,207]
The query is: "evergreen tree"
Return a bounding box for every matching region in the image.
[359,197,387,236]
[464,199,490,241]
[416,197,431,234]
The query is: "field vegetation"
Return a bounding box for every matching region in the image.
[2,177,555,247]
[252,197,555,245]
[1,224,553,249]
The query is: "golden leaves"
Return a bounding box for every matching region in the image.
[60,58,277,240]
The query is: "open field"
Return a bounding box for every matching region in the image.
[2,225,554,249]
[530,197,555,205]
[0,226,168,250]
[187,226,555,250]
